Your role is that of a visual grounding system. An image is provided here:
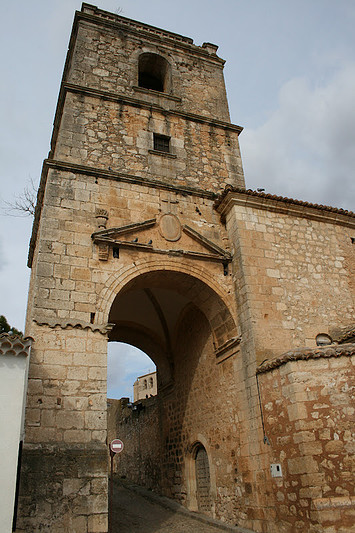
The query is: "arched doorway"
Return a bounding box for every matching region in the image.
[195,444,212,513]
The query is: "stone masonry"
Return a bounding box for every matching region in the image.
[17,4,354,533]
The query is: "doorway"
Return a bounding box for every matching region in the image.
[195,444,212,513]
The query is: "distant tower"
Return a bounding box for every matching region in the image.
[133,371,157,401]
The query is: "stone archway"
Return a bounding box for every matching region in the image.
[97,259,239,353]
[104,266,238,508]
[105,266,239,386]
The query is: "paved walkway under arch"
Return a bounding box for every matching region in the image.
[111,480,255,533]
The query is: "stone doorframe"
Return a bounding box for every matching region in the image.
[185,435,217,517]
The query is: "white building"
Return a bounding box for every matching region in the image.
[0,334,32,532]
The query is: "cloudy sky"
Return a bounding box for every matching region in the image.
[1,0,354,398]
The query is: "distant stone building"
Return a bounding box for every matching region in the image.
[133,371,157,401]
[16,4,354,533]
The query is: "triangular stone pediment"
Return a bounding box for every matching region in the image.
[91,217,231,264]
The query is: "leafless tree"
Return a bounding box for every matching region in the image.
[2,178,37,217]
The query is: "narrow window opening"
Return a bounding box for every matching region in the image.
[113,247,120,258]
[90,312,95,324]
[154,134,170,153]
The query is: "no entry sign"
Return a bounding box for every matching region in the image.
[110,439,124,454]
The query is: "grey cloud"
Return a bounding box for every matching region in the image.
[242,63,355,211]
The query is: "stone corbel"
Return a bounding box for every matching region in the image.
[98,242,109,261]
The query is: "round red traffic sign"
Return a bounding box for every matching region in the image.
[110,439,124,454]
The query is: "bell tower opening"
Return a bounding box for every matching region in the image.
[138,52,171,92]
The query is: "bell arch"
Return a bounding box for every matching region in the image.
[138,52,171,92]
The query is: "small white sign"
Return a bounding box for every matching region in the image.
[270,463,282,478]
[110,439,124,454]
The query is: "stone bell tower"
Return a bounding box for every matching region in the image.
[18,4,245,531]
[17,4,355,533]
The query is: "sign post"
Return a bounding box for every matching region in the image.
[109,439,124,533]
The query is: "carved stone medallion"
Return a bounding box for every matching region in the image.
[159,213,181,241]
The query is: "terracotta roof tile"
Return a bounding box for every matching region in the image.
[214,186,355,217]
[257,343,355,374]
[0,333,33,357]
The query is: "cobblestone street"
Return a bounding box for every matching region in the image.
[111,481,253,533]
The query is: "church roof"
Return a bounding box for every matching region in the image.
[215,186,355,218]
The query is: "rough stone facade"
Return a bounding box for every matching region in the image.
[257,346,355,533]
[17,4,354,533]
[107,397,161,490]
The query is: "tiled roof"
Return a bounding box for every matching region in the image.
[214,186,355,218]
[0,333,32,357]
[34,318,113,334]
[257,343,355,374]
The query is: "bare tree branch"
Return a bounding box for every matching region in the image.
[1,178,37,217]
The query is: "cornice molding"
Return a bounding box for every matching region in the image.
[215,336,241,360]
[63,82,243,134]
[91,219,231,264]
[132,86,182,103]
[45,159,216,199]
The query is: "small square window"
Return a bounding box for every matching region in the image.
[154,134,170,153]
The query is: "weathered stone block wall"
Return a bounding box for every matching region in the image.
[17,445,107,533]
[17,324,108,532]
[108,397,161,490]
[27,167,234,328]
[223,198,355,363]
[24,324,107,445]
[54,93,243,192]
[257,348,355,533]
